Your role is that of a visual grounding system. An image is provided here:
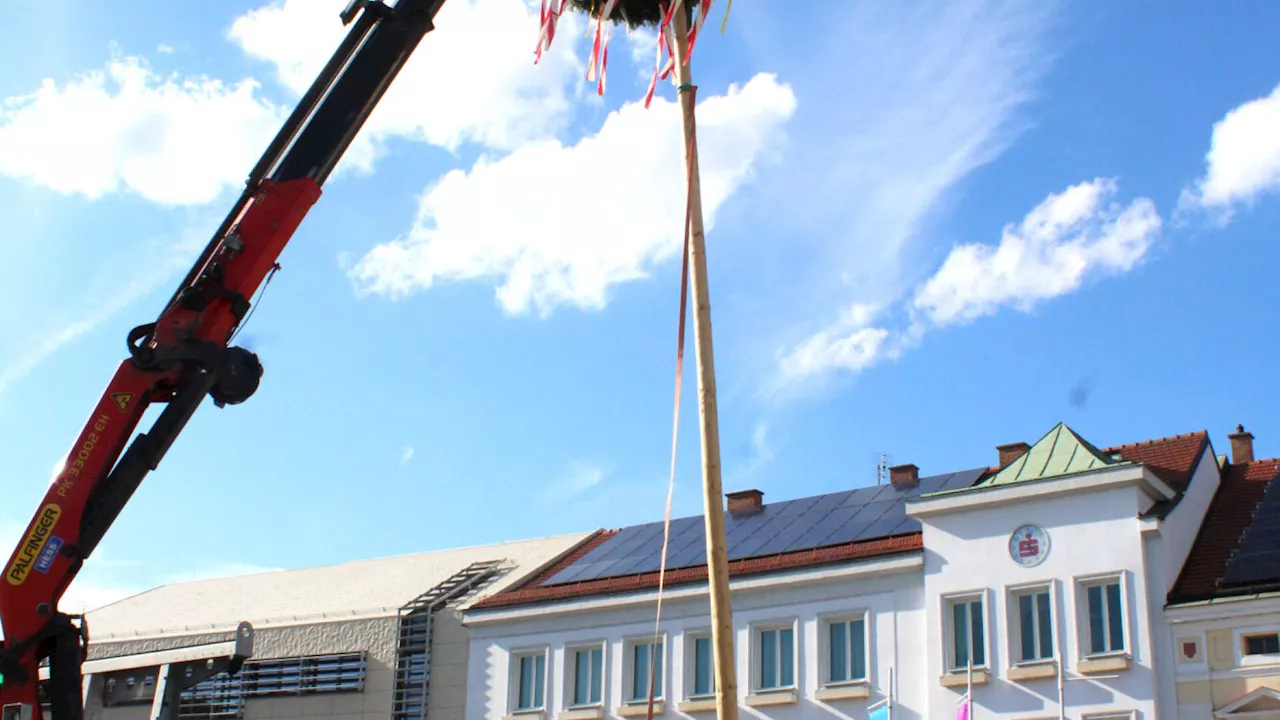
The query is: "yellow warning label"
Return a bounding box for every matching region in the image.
[111,393,133,412]
[7,504,61,586]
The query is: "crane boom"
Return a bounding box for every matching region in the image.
[0,1,448,716]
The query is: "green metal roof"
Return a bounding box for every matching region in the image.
[979,422,1130,488]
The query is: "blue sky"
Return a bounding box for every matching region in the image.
[0,0,1278,612]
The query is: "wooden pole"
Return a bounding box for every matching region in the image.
[669,8,738,720]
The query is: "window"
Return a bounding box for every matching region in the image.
[513,651,546,712]
[172,652,368,718]
[754,624,796,691]
[687,633,716,699]
[569,646,604,707]
[240,652,368,694]
[1083,577,1125,656]
[1011,586,1054,663]
[1244,632,1280,657]
[824,615,868,685]
[1233,627,1280,667]
[946,595,986,672]
[626,638,664,702]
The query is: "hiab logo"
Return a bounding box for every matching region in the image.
[7,504,62,586]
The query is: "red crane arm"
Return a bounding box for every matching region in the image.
[0,1,448,716]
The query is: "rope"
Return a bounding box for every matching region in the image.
[228,262,281,345]
[647,84,699,720]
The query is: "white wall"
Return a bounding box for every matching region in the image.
[1144,442,1217,720]
[918,482,1160,719]
[1158,445,1220,598]
[465,560,926,720]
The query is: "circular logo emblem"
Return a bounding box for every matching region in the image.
[1009,524,1050,567]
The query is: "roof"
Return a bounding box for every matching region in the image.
[979,423,1127,488]
[473,428,1211,612]
[1170,457,1280,604]
[83,532,593,640]
[1102,429,1210,497]
[471,469,988,610]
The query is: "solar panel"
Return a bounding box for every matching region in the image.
[607,522,688,576]
[665,536,707,569]
[1222,468,1280,586]
[751,505,842,557]
[789,505,862,550]
[541,466,990,586]
[544,523,659,584]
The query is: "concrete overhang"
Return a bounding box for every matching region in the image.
[39,622,254,681]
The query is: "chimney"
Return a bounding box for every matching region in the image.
[1229,425,1255,465]
[997,442,1031,468]
[726,489,764,516]
[889,463,919,491]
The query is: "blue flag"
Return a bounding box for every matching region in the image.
[869,706,889,720]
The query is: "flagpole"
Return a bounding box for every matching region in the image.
[888,667,894,720]
[967,658,973,720]
[1057,647,1066,720]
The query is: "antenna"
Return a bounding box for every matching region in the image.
[874,453,892,486]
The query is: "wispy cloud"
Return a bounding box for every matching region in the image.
[1177,81,1280,227]
[773,178,1162,395]
[542,461,607,504]
[701,0,1060,400]
[727,421,781,485]
[399,445,416,466]
[158,561,284,585]
[0,219,210,402]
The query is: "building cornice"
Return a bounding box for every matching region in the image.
[905,464,1175,518]
[1166,592,1280,624]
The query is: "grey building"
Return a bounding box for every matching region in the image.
[73,532,591,720]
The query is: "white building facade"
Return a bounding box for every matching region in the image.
[461,423,1221,720]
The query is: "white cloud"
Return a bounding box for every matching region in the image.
[1178,81,1280,225]
[774,178,1161,389]
[347,72,797,316]
[399,445,415,466]
[543,461,606,503]
[777,303,891,383]
[0,51,285,205]
[228,0,588,174]
[912,178,1161,328]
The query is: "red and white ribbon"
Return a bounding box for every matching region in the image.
[536,0,723,106]
[585,0,619,95]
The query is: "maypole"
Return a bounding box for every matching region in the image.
[532,3,739,720]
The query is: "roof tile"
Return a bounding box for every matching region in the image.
[1170,457,1280,603]
[1103,430,1209,495]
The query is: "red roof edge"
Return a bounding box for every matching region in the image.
[470,532,925,611]
[482,527,610,598]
